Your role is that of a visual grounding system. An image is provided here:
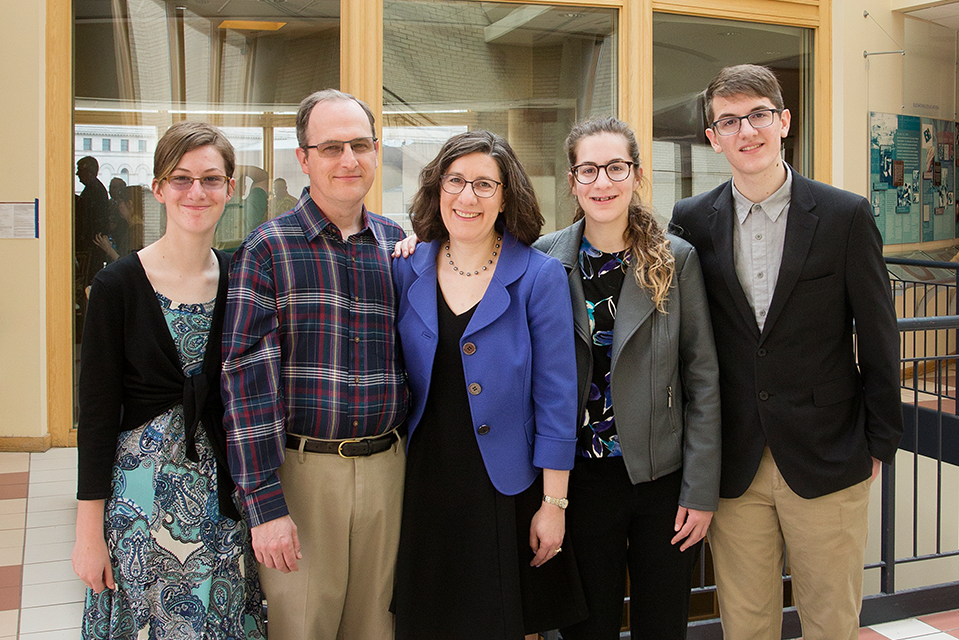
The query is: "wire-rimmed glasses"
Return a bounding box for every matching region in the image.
[440,174,503,199]
[164,175,230,191]
[711,109,782,136]
[302,137,378,158]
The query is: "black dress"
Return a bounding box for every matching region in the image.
[393,289,587,640]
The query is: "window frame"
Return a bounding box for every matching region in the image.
[47,0,829,446]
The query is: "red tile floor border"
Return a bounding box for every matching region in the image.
[0,472,28,501]
[0,473,28,486]
[0,583,20,612]
[0,483,27,501]
[920,609,959,631]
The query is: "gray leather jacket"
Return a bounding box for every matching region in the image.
[534,220,721,511]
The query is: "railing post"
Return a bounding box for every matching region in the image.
[880,458,896,594]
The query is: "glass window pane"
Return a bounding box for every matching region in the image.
[652,14,813,216]
[383,1,618,233]
[73,0,341,420]
[272,127,310,218]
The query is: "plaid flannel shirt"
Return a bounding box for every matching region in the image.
[222,189,408,526]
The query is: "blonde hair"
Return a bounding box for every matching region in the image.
[565,117,674,313]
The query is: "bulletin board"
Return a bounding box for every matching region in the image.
[870,112,956,245]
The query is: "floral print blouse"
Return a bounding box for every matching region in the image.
[578,235,630,458]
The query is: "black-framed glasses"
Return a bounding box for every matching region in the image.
[302,137,378,158]
[711,109,782,136]
[164,175,231,191]
[570,161,635,185]
[440,174,503,199]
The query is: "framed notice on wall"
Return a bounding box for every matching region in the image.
[0,200,39,239]
[870,113,956,245]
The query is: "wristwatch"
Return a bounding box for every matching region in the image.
[543,495,569,510]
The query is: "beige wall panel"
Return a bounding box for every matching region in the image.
[0,1,45,440]
[0,241,43,439]
[834,2,904,195]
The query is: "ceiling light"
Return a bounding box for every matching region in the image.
[219,20,286,31]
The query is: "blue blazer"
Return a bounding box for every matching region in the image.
[393,230,579,496]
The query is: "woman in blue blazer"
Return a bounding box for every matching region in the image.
[392,131,586,639]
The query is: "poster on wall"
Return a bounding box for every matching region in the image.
[921,119,954,241]
[870,113,921,244]
[870,113,957,244]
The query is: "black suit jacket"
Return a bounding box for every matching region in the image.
[669,170,903,499]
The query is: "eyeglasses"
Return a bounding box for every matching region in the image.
[164,175,230,191]
[441,174,503,199]
[711,108,782,136]
[570,161,635,185]
[302,137,378,158]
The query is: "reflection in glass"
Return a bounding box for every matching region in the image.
[651,14,813,218]
[73,0,341,420]
[383,1,618,233]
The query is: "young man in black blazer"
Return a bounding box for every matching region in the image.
[669,64,903,640]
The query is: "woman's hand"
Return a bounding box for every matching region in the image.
[93,233,119,262]
[72,500,115,593]
[392,233,419,258]
[529,502,565,567]
[670,506,713,551]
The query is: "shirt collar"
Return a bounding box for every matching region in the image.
[732,165,793,225]
[294,187,373,242]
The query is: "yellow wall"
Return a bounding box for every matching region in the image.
[0,1,46,446]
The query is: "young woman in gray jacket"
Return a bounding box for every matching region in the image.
[533,117,721,640]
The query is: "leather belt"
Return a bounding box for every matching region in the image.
[286,430,399,459]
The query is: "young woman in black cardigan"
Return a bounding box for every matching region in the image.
[72,121,266,639]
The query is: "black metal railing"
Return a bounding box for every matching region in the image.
[543,257,959,640]
[684,257,959,638]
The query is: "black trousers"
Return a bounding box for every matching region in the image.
[560,458,702,640]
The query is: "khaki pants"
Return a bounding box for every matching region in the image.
[708,447,872,640]
[259,437,405,640]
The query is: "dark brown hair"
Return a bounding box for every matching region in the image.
[153,121,235,183]
[409,130,544,245]
[704,64,785,125]
[565,117,674,313]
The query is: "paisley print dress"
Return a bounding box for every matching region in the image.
[80,293,265,640]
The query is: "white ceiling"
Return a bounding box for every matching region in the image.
[903,1,959,30]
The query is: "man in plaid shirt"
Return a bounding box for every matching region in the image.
[222,89,409,640]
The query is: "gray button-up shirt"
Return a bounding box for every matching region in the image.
[732,167,793,331]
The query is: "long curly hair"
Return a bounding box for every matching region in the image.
[409,130,544,245]
[565,117,674,313]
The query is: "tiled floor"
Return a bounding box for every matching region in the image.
[0,448,956,639]
[1,448,83,639]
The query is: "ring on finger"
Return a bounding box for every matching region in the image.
[554,547,562,553]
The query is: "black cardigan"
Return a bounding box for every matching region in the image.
[76,250,240,520]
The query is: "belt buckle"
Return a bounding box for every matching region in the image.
[337,438,363,459]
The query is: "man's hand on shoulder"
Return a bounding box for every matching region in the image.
[251,515,302,573]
